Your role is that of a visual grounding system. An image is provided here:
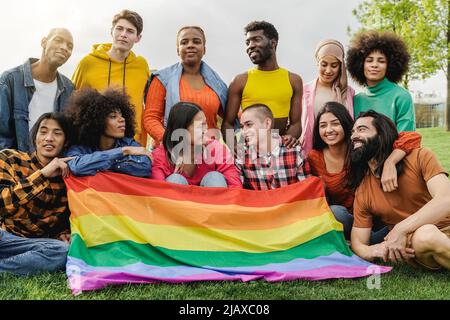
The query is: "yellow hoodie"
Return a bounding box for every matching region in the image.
[72,43,150,146]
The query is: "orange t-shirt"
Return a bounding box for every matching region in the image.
[307,131,422,214]
[307,149,354,213]
[143,76,221,146]
[353,148,450,230]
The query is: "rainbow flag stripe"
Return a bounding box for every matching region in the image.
[65,173,391,294]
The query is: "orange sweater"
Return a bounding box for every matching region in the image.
[143,76,221,146]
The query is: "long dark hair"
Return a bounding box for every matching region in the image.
[162,102,203,165]
[348,110,404,190]
[312,101,354,187]
[312,102,354,151]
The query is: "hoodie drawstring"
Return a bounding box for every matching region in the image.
[122,57,127,93]
[107,58,127,93]
[108,59,112,87]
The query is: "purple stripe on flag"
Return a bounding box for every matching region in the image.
[69,265,391,294]
[67,254,391,293]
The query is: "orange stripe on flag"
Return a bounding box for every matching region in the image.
[65,173,325,208]
[68,189,331,230]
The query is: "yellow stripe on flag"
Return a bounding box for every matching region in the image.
[70,211,343,253]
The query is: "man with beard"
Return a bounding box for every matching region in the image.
[349,110,450,270]
[221,21,303,150]
[0,28,74,152]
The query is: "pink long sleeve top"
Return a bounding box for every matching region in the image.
[151,140,242,188]
[301,78,355,155]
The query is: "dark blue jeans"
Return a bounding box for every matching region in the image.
[0,229,68,276]
[330,205,389,245]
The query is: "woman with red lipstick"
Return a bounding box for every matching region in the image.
[347,30,415,132]
[65,88,152,177]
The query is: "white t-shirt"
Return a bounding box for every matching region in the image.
[28,78,58,130]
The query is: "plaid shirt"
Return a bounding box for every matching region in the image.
[236,136,311,190]
[0,149,70,238]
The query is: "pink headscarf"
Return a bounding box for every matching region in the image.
[315,39,348,105]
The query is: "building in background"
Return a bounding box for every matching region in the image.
[413,92,445,128]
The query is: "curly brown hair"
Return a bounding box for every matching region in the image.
[346,30,410,86]
[65,88,136,148]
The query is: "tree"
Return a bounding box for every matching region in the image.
[352,0,450,131]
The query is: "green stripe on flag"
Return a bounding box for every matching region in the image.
[69,230,352,268]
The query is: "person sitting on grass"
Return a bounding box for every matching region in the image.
[65,88,152,177]
[151,102,242,188]
[349,110,450,270]
[236,104,310,190]
[308,102,421,241]
[0,112,73,276]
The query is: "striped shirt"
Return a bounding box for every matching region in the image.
[236,136,311,190]
[0,149,70,238]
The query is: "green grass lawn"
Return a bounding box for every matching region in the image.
[1,128,449,300]
[1,264,449,300]
[417,127,450,172]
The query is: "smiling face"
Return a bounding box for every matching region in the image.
[42,28,73,68]
[245,30,274,65]
[351,117,377,149]
[35,118,66,164]
[318,112,346,147]
[364,50,388,86]
[103,110,126,139]
[187,111,207,146]
[350,116,380,163]
[111,19,141,53]
[177,28,205,66]
[318,56,341,86]
[240,108,272,148]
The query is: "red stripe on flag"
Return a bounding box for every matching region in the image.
[65,173,325,207]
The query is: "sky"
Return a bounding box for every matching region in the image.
[0,0,446,98]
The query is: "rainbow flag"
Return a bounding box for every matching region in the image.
[65,172,391,294]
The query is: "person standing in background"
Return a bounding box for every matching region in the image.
[72,9,150,147]
[143,26,228,148]
[0,28,74,152]
[222,21,303,150]
[346,30,415,132]
[301,39,355,155]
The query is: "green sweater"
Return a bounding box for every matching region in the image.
[354,78,416,131]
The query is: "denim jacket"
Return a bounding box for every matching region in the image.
[66,137,152,178]
[149,61,228,127]
[0,58,74,152]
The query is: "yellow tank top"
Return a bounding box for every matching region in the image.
[242,68,293,118]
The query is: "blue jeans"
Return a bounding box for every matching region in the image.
[166,171,228,188]
[330,205,389,245]
[0,229,68,276]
